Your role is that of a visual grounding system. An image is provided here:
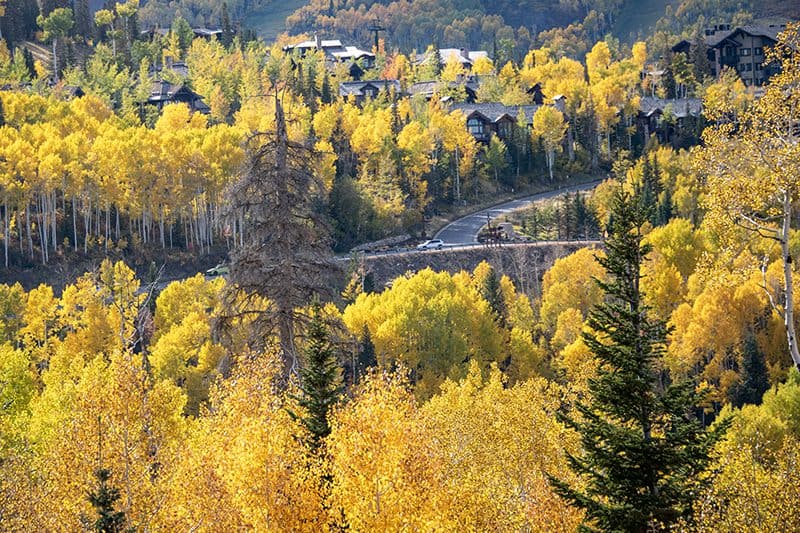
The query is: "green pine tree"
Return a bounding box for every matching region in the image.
[320,70,332,104]
[357,324,377,382]
[220,2,233,47]
[729,334,770,407]
[550,186,728,532]
[87,468,125,532]
[480,266,507,328]
[290,305,343,451]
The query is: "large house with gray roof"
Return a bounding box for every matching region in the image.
[449,103,541,143]
[284,35,375,69]
[672,22,789,86]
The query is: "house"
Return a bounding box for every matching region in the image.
[150,59,190,79]
[338,80,402,104]
[637,96,702,145]
[192,28,222,39]
[449,103,541,143]
[408,76,481,102]
[672,22,788,86]
[283,35,375,69]
[140,27,223,40]
[415,47,490,70]
[147,80,210,114]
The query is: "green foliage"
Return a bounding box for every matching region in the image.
[289,305,343,451]
[86,467,126,533]
[550,187,727,531]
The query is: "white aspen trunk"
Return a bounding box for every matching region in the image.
[52,39,58,83]
[25,205,33,259]
[159,208,165,249]
[72,196,78,252]
[51,191,57,251]
[782,191,800,368]
[105,205,110,251]
[84,199,90,253]
[38,197,47,264]
[3,201,8,268]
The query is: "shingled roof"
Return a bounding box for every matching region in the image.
[449,103,541,124]
[638,97,702,118]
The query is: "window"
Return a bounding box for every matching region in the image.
[739,63,746,72]
[467,117,484,136]
[740,47,751,56]
[498,120,512,138]
[746,63,752,71]
[755,62,763,71]
[754,47,763,55]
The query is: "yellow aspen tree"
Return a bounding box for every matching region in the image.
[532,105,567,180]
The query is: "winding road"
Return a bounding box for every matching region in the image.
[434,180,602,245]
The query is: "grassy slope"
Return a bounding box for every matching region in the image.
[245,0,311,40]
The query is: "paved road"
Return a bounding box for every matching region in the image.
[434,180,602,245]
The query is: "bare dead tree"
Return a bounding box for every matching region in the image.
[220,98,336,382]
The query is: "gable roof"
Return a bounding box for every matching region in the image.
[450,103,541,124]
[673,23,786,52]
[339,79,401,97]
[639,97,702,118]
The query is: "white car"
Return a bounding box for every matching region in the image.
[416,239,444,250]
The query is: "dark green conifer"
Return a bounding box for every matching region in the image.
[730,334,770,407]
[87,467,126,533]
[290,305,343,451]
[320,70,332,104]
[550,186,728,532]
[220,3,233,47]
[357,325,377,381]
[480,266,507,328]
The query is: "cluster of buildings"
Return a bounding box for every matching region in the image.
[18,19,790,146]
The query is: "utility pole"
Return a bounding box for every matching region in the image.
[367,18,385,52]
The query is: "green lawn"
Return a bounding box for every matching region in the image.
[246,0,310,40]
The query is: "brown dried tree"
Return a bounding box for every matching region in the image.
[221,98,335,381]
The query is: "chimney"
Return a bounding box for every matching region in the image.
[460,47,469,60]
[315,32,322,50]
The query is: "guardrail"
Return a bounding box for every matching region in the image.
[341,238,603,260]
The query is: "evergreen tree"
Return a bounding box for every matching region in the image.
[729,334,770,408]
[689,27,711,83]
[357,324,377,382]
[290,305,343,451]
[87,467,126,532]
[220,2,233,47]
[23,47,36,78]
[320,70,332,104]
[480,266,507,328]
[655,187,673,226]
[550,187,728,532]
[430,40,442,77]
[1,0,40,45]
[73,0,92,41]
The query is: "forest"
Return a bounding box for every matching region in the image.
[1,0,800,530]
